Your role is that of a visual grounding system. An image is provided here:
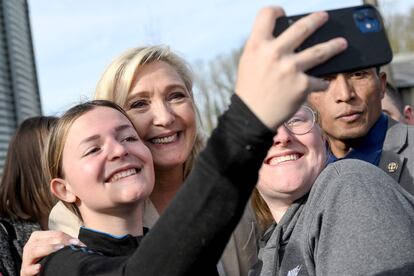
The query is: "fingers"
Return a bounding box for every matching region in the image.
[20,263,41,276]
[274,11,329,52]
[248,7,285,44]
[20,230,83,276]
[26,230,79,244]
[293,37,348,71]
[235,6,348,130]
[23,243,64,263]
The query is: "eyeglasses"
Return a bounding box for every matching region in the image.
[283,106,317,135]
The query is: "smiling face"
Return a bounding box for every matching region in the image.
[257,107,327,206]
[307,68,386,156]
[57,106,154,216]
[126,61,196,171]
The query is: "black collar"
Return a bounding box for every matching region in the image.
[78,227,148,257]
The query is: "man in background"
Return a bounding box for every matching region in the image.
[382,82,414,125]
[307,67,414,194]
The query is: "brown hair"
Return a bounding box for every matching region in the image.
[251,188,274,232]
[94,45,205,178]
[0,116,58,222]
[45,100,132,220]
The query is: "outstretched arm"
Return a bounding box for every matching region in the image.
[129,7,346,275]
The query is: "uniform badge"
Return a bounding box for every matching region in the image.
[387,162,398,173]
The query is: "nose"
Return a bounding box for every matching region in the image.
[273,125,293,146]
[153,101,175,127]
[332,74,355,103]
[107,139,128,161]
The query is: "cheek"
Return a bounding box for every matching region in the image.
[257,162,271,186]
[184,107,197,144]
[140,146,153,165]
[256,172,273,197]
[69,162,100,187]
[308,140,327,174]
[128,113,151,138]
[62,151,102,182]
[178,103,196,128]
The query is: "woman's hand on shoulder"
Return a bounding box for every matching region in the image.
[20,230,84,276]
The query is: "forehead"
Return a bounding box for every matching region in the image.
[132,61,185,90]
[66,107,132,142]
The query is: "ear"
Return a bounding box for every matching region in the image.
[378,72,387,99]
[404,105,414,125]
[50,178,77,203]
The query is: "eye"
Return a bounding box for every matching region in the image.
[349,70,368,79]
[129,99,149,110]
[122,135,139,143]
[286,116,306,126]
[168,91,187,103]
[83,146,101,157]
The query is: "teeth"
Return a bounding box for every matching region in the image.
[108,168,137,182]
[269,154,300,165]
[151,134,177,144]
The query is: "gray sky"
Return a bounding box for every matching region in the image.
[28,0,412,115]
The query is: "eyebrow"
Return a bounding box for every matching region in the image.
[78,124,134,146]
[129,83,187,98]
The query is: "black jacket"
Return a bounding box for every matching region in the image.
[40,95,274,276]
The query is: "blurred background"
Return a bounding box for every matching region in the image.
[0,0,413,172]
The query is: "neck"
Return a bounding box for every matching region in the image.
[328,113,383,158]
[266,199,293,224]
[80,202,144,236]
[150,165,184,214]
[327,137,352,158]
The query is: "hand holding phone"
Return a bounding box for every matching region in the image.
[273,5,393,77]
[236,7,346,130]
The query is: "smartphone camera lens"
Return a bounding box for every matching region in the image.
[355,11,365,21]
[353,8,381,33]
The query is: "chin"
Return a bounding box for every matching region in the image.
[154,157,186,169]
[117,188,150,203]
[331,124,369,140]
[339,129,369,140]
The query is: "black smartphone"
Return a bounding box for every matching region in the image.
[273,5,393,77]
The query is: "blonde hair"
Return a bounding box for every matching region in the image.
[94,45,204,178]
[45,100,133,220]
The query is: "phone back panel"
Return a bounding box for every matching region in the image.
[273,5,393,77]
